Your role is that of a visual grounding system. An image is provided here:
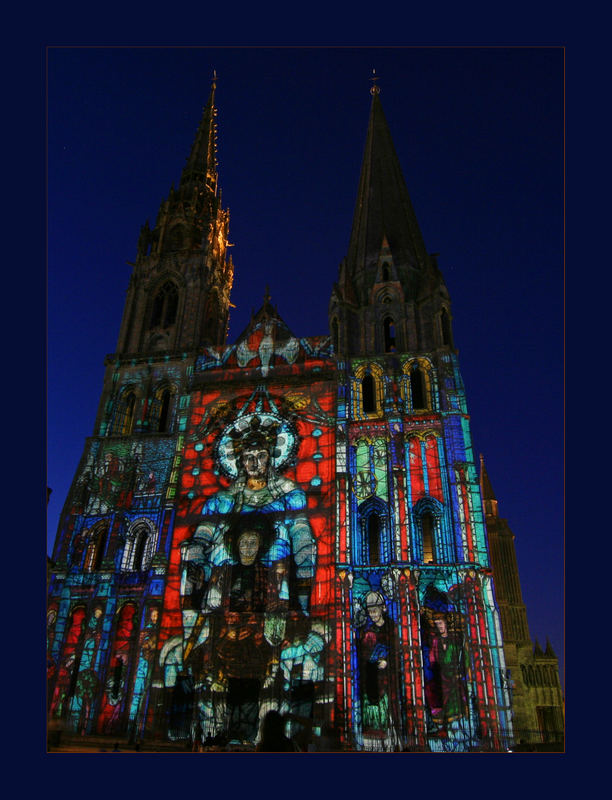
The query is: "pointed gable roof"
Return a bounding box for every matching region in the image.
[231,289,303,377]
[234,286,296,345]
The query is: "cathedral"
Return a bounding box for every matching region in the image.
[47,74,563,752]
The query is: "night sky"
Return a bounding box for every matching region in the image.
[47,47,563,685]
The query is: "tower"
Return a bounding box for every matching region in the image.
[47,76,235,744]
[480,456,564,745]
[47,75,557,752]
[328,80,511,752]
[116,73,233,358]
[329,81,451,358]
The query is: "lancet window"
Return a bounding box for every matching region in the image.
[84,522,110,572]
[149,385,176,433]
[121,520,156,572]
[150,281,179,329]
[383,317,396,352]
[111,389,137,435]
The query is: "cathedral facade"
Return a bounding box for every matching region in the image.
[47,76,560,752]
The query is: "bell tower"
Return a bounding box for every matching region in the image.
[91,73,234,441]
[330,78,512,751]
[329,77,453,357]
[116,72,234,356]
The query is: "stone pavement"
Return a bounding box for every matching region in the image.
[47,735,195,753]
[47,734,259,753]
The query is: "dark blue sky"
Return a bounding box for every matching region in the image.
[47,46,563,683]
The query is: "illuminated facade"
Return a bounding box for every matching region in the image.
[47,77,555,751]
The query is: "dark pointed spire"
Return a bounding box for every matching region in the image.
[479,454,499,517]
[345,74,430,304]
[545,638,557,658]
[180,70,219,194]
[479,454,497,502]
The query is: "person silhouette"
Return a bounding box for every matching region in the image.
[256,710,295,752]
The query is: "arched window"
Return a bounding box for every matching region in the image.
[166,225,185,252]
[367,514,381,564]
[331,317,339,353]
[112,390,137,435]
[381,262,390,282]
[440,308,452,346]
[383,317,396,352]
[158,389,171,432]
[413,497,442,564]
[410,363,427,411]
[362,373,377,414]
[354,363,384,419]
[50,606,87,717]
[358,498,389,565]
[149,386,175,433]
[84,523,109,572]
[47,606,59,652]
[133,528,148,570]
[150,281,178,329]
[97,603,137,734]
[421,512,436,563]
[122,521,156,571]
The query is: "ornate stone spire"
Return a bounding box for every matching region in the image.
[344,76,430,306]
[118,72,233,354]
[179,70,219,194]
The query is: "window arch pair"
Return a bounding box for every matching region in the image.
[121,519,157,572]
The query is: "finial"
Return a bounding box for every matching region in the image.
[370,68,380,95]
[211,69,217,89]
[264,285,271,304]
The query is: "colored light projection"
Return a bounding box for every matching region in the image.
[47,431,177,738]
[195,317,333,378]
[69,438,176,519]
[340,351,507,751]
[350,574,403,751]
[419,583,479,751]
[158,381,336,743]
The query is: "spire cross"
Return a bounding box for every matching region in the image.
[370,69,381,95]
